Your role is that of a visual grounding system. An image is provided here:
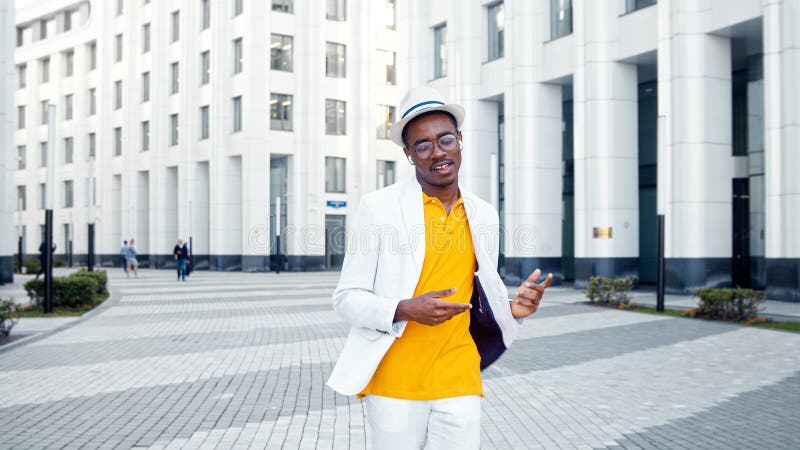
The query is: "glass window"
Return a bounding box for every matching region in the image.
[271,34,293,71]
[201,50,210,85]
[327,0,346,21]
[89,88,97,115]
[41,100,49,125]
[17,145,26,170]
[65,94,73,120]
[171,11,180,42]
[377,160,396,188]
[88,42,97,70]
[17,186,27,211]
[626,0,657,13]
[326,99,346,135]
[142,72,150,102]
[325,157,346,193]
[141,121,150,151]
[233,96,242,132]
[434,24,447,78]
[326,42,346,78]
[270,93,293,131]
[487,2,504,61]
[115,80,123,109]
[379,50,395,84]
[116,0,124,16]
[17,64,26,89]
[114,127,123,156]
[272,0,293,13]
[201,0,211,29]
[17,105,25,130]
[64,9,76,31]
[40,142,47,167]
[64,50,74,77]
[88,133,96,157]
[115,34,123,62]
[16,26,32,47]
[143,23,151,52]
[385,0,395,30]
[170,62,180,94]
[376,105,395,139]
[170,114,179,145]
[233,38,243,74]
[39,184,45,210]
[40,18,55,40]
[64,180,74,208]
[41,57,50,83]
[550,0,572,39]
[64,137,74,164]
[200,105,210,140]
[234,0,243,16]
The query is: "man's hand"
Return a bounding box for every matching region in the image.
[511,269,553,319]
[394,288,471,326]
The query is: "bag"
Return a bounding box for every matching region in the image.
[185,259,193,276]
[469,276,508,370]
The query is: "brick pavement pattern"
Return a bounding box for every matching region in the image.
[0,270,798,449]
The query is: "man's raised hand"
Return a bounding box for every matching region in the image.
[511,269,553,319]
[394,288,471,326]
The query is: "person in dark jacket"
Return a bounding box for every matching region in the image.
[34,241,56,280]
[173,239,190,281]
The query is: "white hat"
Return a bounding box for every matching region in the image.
[389,86,465,147]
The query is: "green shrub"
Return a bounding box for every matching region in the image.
[694,288,764,321]
[24,276,99,309]
[54,259,65,268]
[23,258,40,274]
[0,299,18,338]
[71,269,108,295]
[584,276,634,305]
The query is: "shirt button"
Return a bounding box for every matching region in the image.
[440,217,445,221]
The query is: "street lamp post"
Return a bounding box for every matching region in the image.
[44,105,56,314]
[17,197,23,274]
[275,196,281,274]
[88,157,95,272]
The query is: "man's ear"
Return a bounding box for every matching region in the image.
[402,147,411,159]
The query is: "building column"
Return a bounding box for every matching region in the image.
[660,1,734,293]
[573,0,639,286]
[764,0,800,301]
[502,0,563,285]
[0,0,14,282]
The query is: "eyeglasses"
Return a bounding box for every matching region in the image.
[409,133,459,159]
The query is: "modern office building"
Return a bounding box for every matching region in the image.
[397,0,799,300]
[9,0,799,301]
[11,0,405,273]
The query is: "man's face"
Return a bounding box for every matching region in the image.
[178,240,183,245]
[403,112,462,189]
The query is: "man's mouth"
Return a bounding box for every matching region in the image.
[431,160,454,173]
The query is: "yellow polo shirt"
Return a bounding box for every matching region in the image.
[360,192,482,400]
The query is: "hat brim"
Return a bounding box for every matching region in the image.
[389,104,465,147]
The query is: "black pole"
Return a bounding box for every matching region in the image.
[68,240,73,267]
[88,223,95,272]
[189,236,193,270]
[275,235,281,274]
[657,214,665,312]
[17,235,23,274]
[44,210,54,314]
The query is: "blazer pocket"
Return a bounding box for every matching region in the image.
[352,326,386,342]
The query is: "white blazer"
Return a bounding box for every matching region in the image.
[327,176,523,396]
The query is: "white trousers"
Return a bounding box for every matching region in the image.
[365,395,481,450]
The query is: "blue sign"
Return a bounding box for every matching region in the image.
[326,200,347,208]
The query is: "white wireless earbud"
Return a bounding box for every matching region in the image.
[407,155,415,165]
[458,141,463,151]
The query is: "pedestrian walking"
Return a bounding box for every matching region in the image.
[34,241,56,280]
[327,86,553,450]
[173,239,189,282]
[120,240,129,276]
[127,238,139,277]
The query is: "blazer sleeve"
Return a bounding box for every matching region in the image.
[332,197,403,335]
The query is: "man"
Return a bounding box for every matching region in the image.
[173,239,189,282]
[34,241,56,280]
[327,86,553,449]
[120,240,129,277]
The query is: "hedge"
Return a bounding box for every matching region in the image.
[0,299,18,338]
[694,288,764,321]
[23,271,105,309]
[70,269,108,295]
[584,276,634,305]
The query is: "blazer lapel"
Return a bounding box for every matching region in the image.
[399,176,426,280]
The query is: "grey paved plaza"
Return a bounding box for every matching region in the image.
[1,270,799,449]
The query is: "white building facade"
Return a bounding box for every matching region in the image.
[11,0,405,273]
[397,0,799,300]
[1,0,15,283]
